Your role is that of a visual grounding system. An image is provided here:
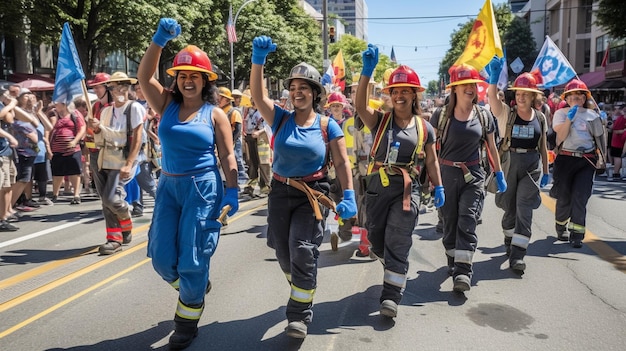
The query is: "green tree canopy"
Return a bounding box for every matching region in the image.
[596,0,626,39]
[0,0,323,88]
[503,16,537,81]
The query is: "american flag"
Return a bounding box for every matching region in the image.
[226,5,238,43]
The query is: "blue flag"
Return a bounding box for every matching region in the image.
[53,22,85,104]
[531,36,576,88]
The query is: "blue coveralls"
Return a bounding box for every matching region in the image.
[148,102,223,309]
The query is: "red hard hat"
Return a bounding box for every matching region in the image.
[166,45,218,81]
[509,72,543,94]
[561,79,590,100]
[325,91,347,108]
[88,73,110,87]
[382,65,425,93]
[446,64,484,88]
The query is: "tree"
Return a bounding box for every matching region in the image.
[0,0,323,89]
[596,0,626,39]
[503,17,537,81]
[329,34,395,86]
[438,3,513,84]
[426,80,439,96]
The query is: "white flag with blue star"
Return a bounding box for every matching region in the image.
[531,36,576,88]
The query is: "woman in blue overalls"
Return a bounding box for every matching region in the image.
[355,45,444,318]
[250,36,357,339]
[138,19,239,350]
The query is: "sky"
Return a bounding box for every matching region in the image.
[365,0,509,85]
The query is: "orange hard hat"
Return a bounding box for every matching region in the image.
[382,65,425,93]
[447,64,484,88]
[509,72,543,94]
[325,91,347,108]
[560,79,591,100]
[166,45,218,81]
[88,73,110,87]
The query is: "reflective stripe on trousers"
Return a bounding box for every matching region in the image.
[440,164,484,278]
[268,179,329,324]
[365,172,419,303]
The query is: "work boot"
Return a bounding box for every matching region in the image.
[509,246,527,275]
[555,223,568,241]
[169,314,200,350]
[122,232,132,244]
[380,300,398,318]
[169,300,203,350]
[98,241,122,255]
[570,231,584,249]
[285,321,307,339]
[453,274,471,292]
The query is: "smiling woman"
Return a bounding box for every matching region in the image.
[137,18,239,350]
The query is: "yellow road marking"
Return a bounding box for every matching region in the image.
[0,202,266,339]
[0,223,150,291]
[541,193,626,272]
[0,259,151,339]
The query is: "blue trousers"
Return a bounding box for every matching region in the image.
[148,170,223,306]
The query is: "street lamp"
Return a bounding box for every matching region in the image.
[230,0,258,90]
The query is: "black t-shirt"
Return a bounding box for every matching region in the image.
[430,107,494,162]
[371,111,435,165]
[509,114,541,150]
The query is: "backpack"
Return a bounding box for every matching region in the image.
[434,104,495,174]
[367,111,428,176]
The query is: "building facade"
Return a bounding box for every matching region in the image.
[304,0,368,41]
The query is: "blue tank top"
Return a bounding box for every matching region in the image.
[159,101,217,175]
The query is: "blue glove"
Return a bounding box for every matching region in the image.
[495,171,507,193]
[540,174,550,188]
[361,44,379,77]
[152,18,181,48]
[336,189,357,219]
[251,36,277,65]
[567,105,578,121]
[221,187,239,216]
[487,56,503,85]
[433,185,445,208]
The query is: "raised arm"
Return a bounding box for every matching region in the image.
[354,44,379,130]
[486,56,504,118]
[249,36,278,126]
[137,18,181,116]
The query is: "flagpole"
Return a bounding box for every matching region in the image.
[229,0,258,90]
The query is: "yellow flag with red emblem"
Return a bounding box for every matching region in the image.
[453,0,503,70]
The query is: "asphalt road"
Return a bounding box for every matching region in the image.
[0,178,625,351]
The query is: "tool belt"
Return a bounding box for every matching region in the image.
[272,171,335,220]
[439,158,481,184]
[559,149,595,158]
[368,162,414,212]
[510,147,538,153]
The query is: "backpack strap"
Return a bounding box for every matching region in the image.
[367,111,393,174]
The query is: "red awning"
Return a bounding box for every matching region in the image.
[578,71,605,89]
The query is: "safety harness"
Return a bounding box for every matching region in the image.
[366,111,428,211]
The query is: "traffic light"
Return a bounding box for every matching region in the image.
[329,26,335,43]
